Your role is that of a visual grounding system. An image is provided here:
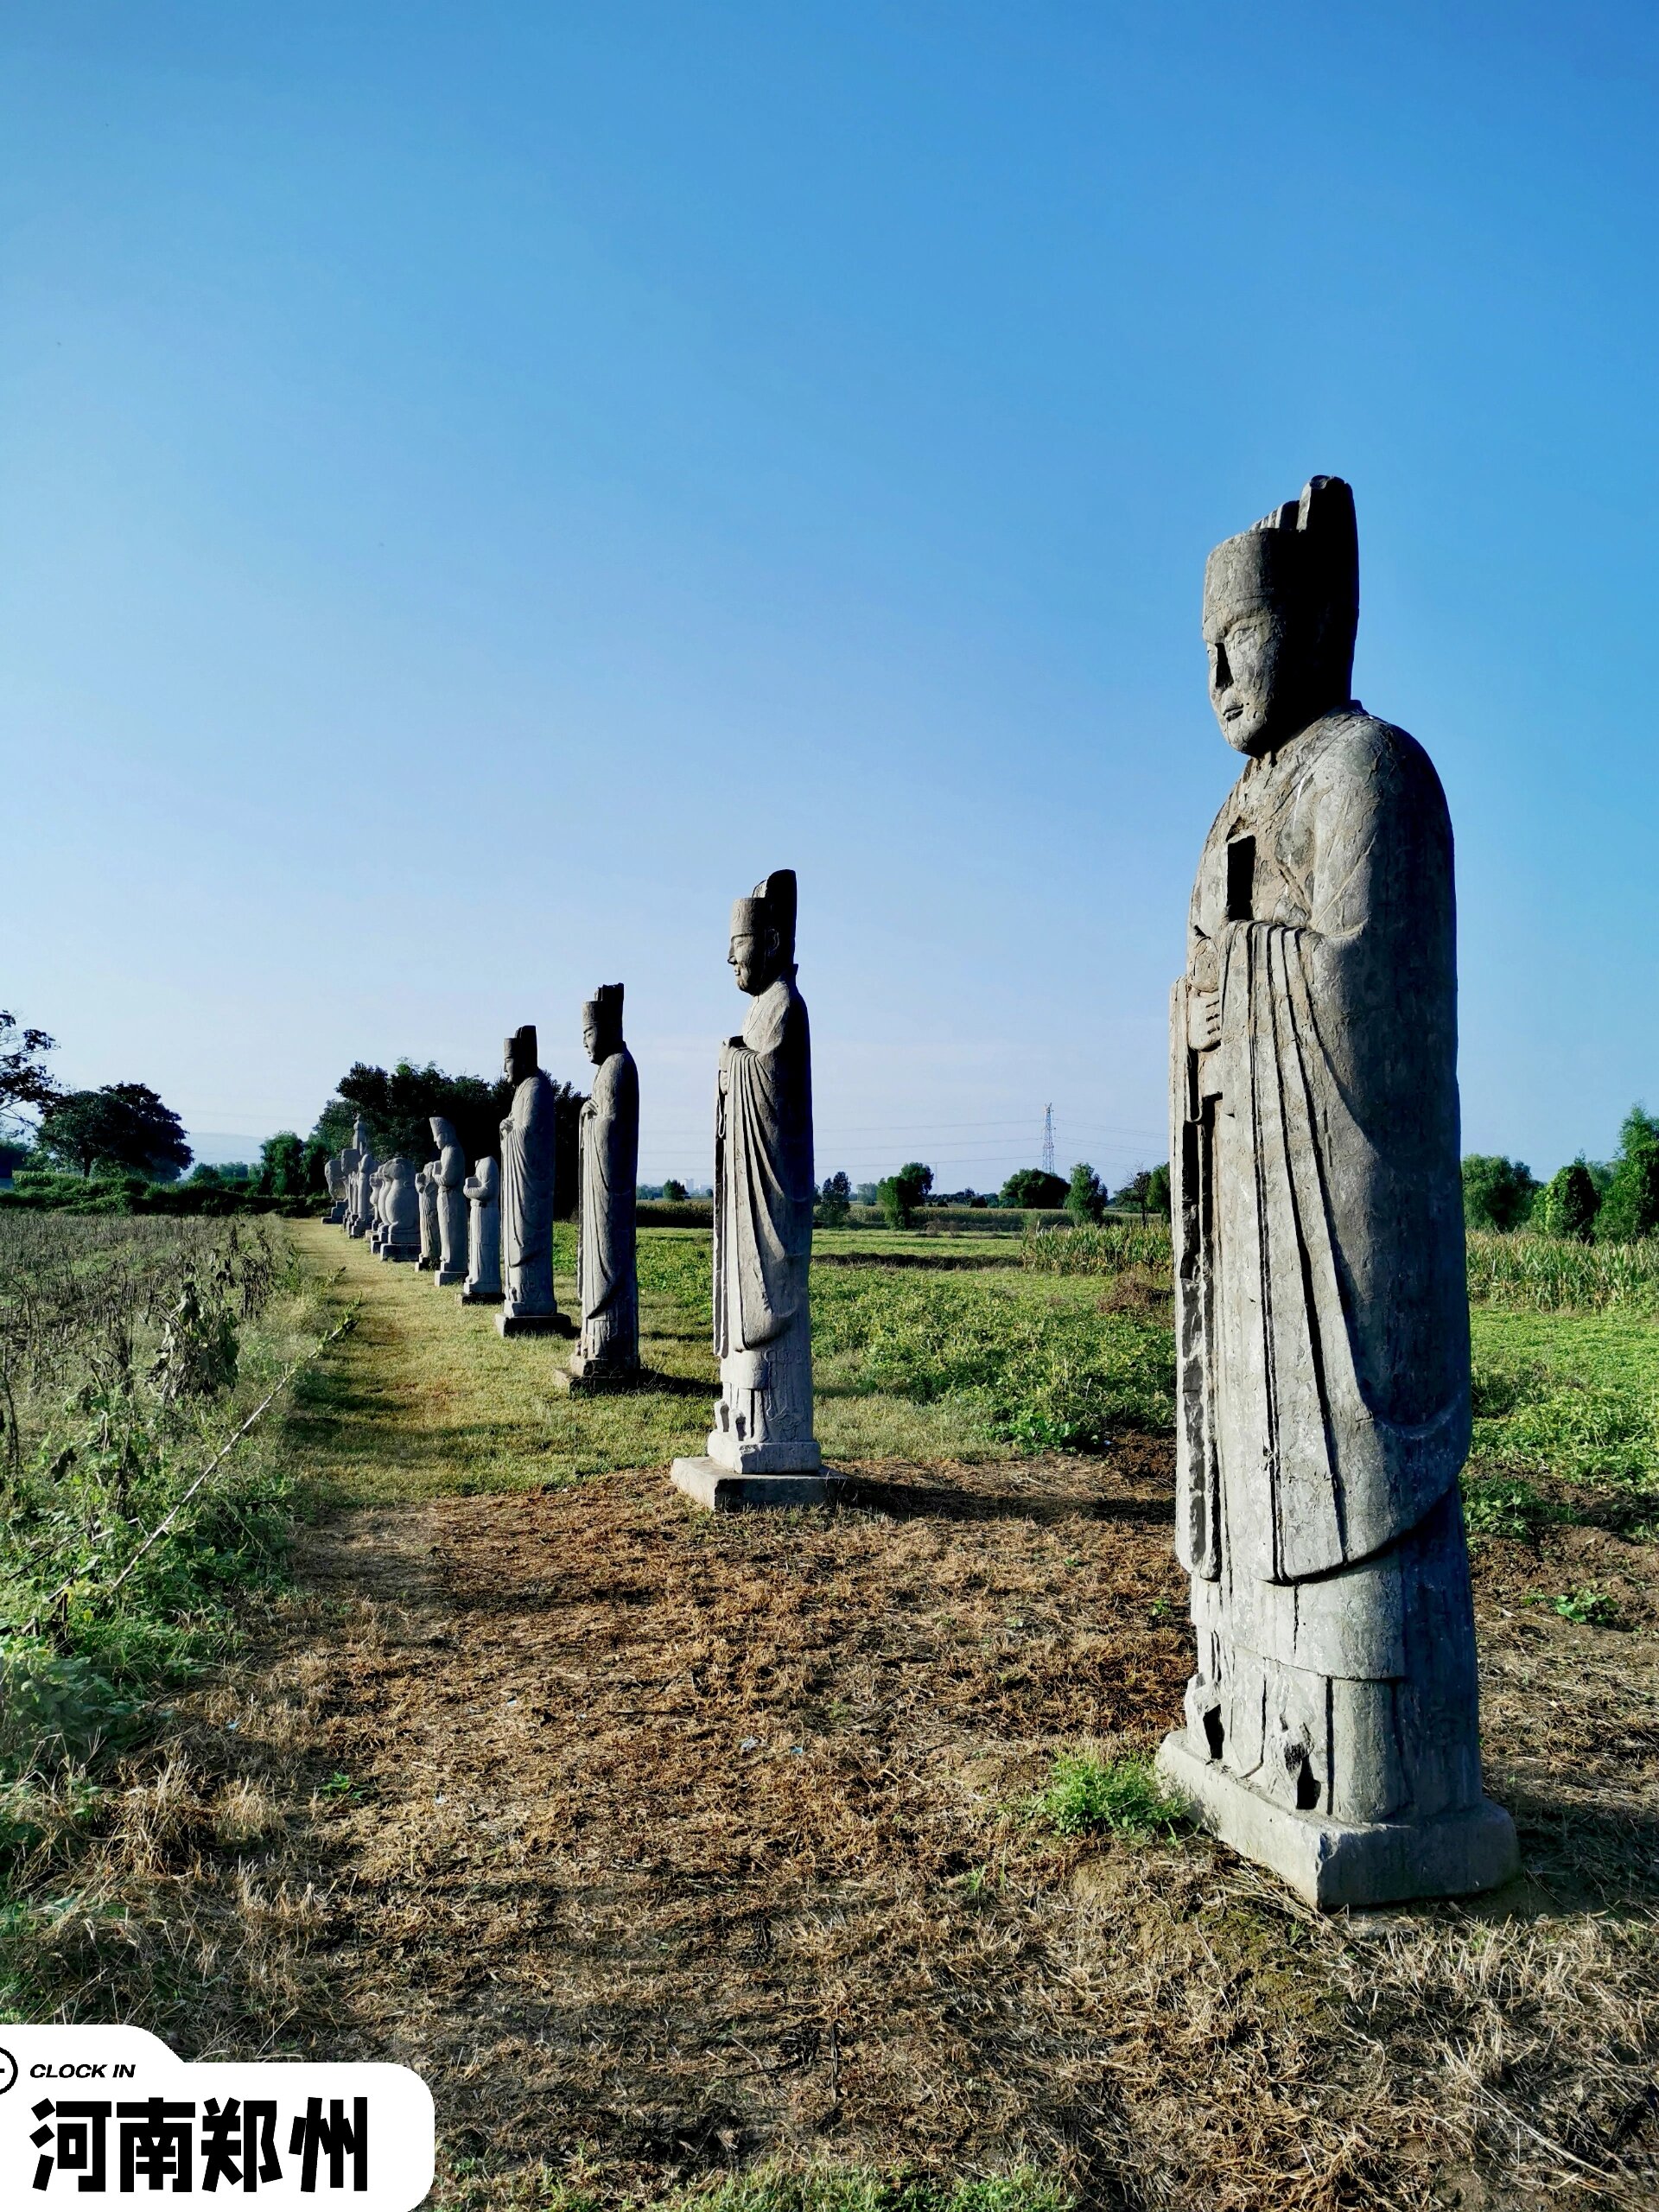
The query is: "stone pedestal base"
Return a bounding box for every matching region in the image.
[458,1287,504,1306]
[670,1456,842,1513]
[434,1268,467,1287]
[325,1205,346,1224]
[384,1245,420,1263]
[556,1356,644,1396]
[346,1225,368,1239]
[495,1310,574,1338]
[1155,1733,1519,1910]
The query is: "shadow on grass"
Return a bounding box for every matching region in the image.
[846,1473,1173,1527]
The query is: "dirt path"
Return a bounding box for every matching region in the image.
[189,1231,1659,2209]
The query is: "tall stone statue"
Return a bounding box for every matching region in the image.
[431,1117,469,1288]
[380,1156,422,1262]
[460,1155,504,1305]
[323,1156,346,1224]
[368,1162,391,1254]
[496,1025,565,1336]
[346,1123,375,1239]
[671,869,830,1510]
[416,1163,441,1270]
[565,983,640,1390]
[1154,477,1516,1909]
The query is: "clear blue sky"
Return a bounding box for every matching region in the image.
[4,3,1656,1188]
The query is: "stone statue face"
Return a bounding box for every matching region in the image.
[1205,604,1297,756]
[728,926,781,996]
[582,1010,601,1065]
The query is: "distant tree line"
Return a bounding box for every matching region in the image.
[1464,1106,1659,1243]
[815,1158,1175,1229]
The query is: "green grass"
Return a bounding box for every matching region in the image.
[1468,1309,1659,1491]
[1465,1230,1659,1313]
[811,1266,1174,1452]
[1020,1752,1186,1842]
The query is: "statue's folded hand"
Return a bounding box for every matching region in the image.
[1187,988,1222,1052]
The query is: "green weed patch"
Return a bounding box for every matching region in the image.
[1020,1752,1185,1842]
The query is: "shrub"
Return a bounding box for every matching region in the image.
[1463,1154,1539,1232]
[1541,1160,1602,1242]
[1065,1163,1105,1226]
[877,1163,932,1230]
[1001,1167,1067,1210]
[1598,1108,1659,1243]
[817,1171,852,1228]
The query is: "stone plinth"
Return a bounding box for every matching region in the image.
[1155,1734,1518,1910]
[556,1352,645,1396]
[496,1310,574,1339]
[670,1456,842,1513]
[458,1286,504,1306]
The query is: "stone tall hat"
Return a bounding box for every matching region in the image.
[730,869,798,968]
[583,982,625,1046]
[1203,474,1359,688]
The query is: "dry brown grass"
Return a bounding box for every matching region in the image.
[11,1227,1659,2209]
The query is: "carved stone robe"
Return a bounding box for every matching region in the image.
[709,970,818,1471]
[435,1136,468,1284]
[1170,705,1482,1827]
[416,1166,441,1268]
[463,1157,503,1300]
[576,1047,639,1373]
[499,1073,557,1319]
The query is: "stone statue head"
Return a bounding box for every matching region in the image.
[430,1115,459,1150]
[582,983,624,1065]
[1202,476,1358,756]
[728,868,797,996]
[504,1025,538,1085]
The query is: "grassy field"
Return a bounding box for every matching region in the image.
[4,1217,1659,2209]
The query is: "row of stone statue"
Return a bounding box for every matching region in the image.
[320,992,641,1389]
[331,469,1521,1917]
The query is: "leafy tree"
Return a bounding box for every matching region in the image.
[1461,1154,1538,1233]
[1066,1161,1106,1226]
[817,1170,853,1227]
[0,1010,60,1141]
[855,1183,878,1206]
[257,1132,309,1198]
[312,1058,587,1217]
[661,1177,689,1204]
[1001,1166,1068,1210]
[1540,1159,1601,1242]
[1596,1107,1659,1243]
[1145,1163,1172,1219]
[36,1084,193,1179]
[877,1160,934,1229]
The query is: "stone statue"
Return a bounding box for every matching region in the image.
[370,1161,393,1255]
[671,869,831,1510]
[323,1156,346,1224]
[431,1117,469,1288]
[460,1155,504,1305]
[346,1123,375,1238]
[496,1025,565,1336]
[380,1156,422,1261]
[566,983,640,1389]
[1154,476,1516,1909]
[416,1163,441,1270]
